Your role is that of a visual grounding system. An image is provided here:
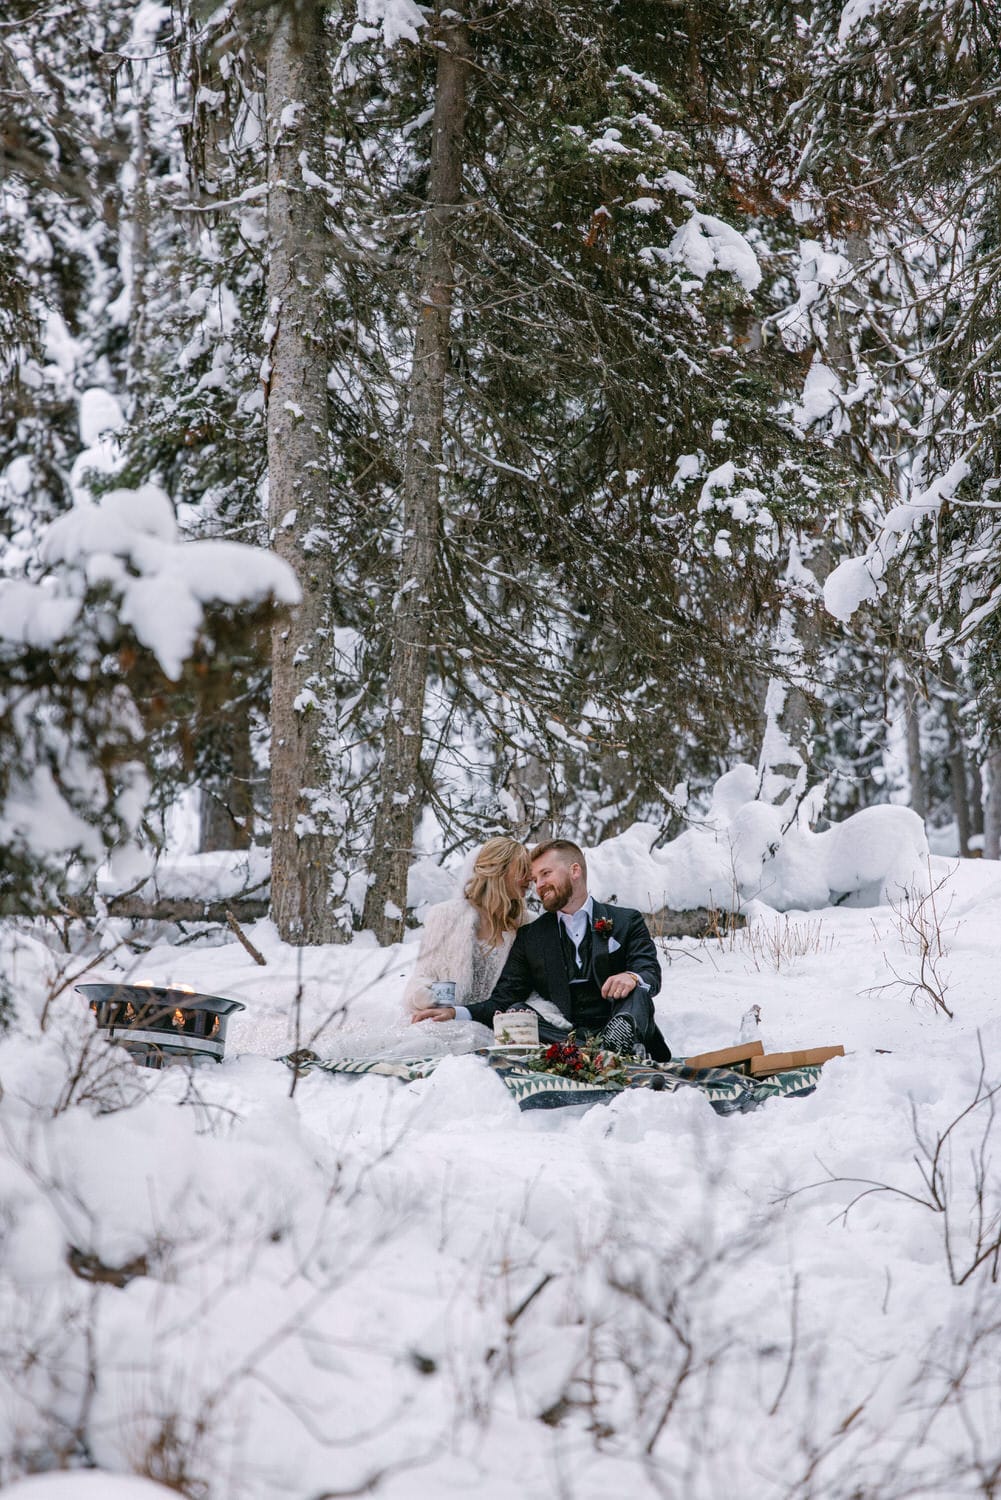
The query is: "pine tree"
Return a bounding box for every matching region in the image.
[775,0,1001,847]
[346,0,870,930]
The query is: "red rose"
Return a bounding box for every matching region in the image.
[593,917,613,937]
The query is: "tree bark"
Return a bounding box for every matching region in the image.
[948,747,972,857]
[104,896,269,923]
[362,16,471,943]
[756,539,826,812]
[904,677,927,821]
[763,227,866,814]
[984,747,1001,860]
[126,95,152,422]
[939,655,971,857]
[199,709,255,851]
[969,764,984,841]
[265,2,343,943]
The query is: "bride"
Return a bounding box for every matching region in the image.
[406,836,531,1022]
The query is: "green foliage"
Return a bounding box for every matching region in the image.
[326,0,870,845]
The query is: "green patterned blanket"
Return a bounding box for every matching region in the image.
[278,1048,822,1115]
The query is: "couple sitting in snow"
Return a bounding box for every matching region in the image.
[406,837,671,1061]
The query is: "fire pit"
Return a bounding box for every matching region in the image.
[76,983,246,1068]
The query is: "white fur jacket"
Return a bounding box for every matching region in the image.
[403,898,519,1012]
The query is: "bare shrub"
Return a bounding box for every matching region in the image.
[739,915,837,973]
[868,861,956,1018]
[788,1037,1001,1287]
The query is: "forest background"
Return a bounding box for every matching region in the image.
[2,0,1000,944]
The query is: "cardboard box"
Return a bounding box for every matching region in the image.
[749,1046,845,1076]
[683,1041,764,1070]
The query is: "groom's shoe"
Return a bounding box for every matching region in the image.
[601,1014,639,1057]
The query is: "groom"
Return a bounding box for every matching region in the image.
[415,838,670,1060]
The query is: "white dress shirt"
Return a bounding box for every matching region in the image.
[559,895,594,967]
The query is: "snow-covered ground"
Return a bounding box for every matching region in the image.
[2,855,1001,1498]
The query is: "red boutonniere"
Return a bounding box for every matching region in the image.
[593,917,613,937]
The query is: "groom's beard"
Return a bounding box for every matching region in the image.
[536,873,574,912]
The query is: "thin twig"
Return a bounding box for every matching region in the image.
[225,908,267,966]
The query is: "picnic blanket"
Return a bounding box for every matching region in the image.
[279,1048,823,1116]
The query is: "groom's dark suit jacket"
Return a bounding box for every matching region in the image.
[468,900,670,1060]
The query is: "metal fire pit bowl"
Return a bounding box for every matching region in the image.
[76,983,246,1068]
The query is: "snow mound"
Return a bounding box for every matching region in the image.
[5,1477,176,1498]
[97,848,271,902]
[588,775,929,912]
[406,766,931,917]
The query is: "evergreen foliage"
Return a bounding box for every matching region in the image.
[339,1,867,911]
[3,0,1000,923]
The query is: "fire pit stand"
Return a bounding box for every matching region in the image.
[76,983,246,1068]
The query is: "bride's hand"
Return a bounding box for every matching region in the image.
[411,1006,456,1024]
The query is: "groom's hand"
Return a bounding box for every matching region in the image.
[411,1006,456,1023]
[601,972,638,1001]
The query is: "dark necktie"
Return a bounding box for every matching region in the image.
[560,918,591,974]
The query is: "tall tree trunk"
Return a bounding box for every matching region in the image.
[761,230,867,813]
[199,709,255,851]
[904,677,927,821]
[939,655,971,857]
[126,96,151,422]
[362,15,471,943]
[984,746,1001,860]
[756,539,824,812]
[949,748,972,857]
[969,764,984,842]
[265,2,342,943]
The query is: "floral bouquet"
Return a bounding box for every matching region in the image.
[524,1037,630,1087]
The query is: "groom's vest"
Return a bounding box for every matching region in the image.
[558,921,610,1029]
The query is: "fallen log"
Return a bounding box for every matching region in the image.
[649,905,747,939]
[103,895,270,923]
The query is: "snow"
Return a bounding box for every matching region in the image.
[78,387,125,446]
[657,168,698,199]
[573,784,930,913]
[38,484,301,679]
[356,0,427,47]
[4,455,34,497]
[2,846,1001,1497]
[672,451,702,486]
[94,774,935,922]
[882,457,972,536]
[0,579,80,648]
[589,130,631,156]
[824,552,885,622]
[96,847,271,901]
[5,1478,177,1498]
[0,763,106,864]
[823,460,972,626]
[838,0,883,41]
[774,240,852,353]
[664,210,762,292]
[791,355,846,433]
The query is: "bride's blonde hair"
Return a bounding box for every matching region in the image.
[464,836,530,947]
